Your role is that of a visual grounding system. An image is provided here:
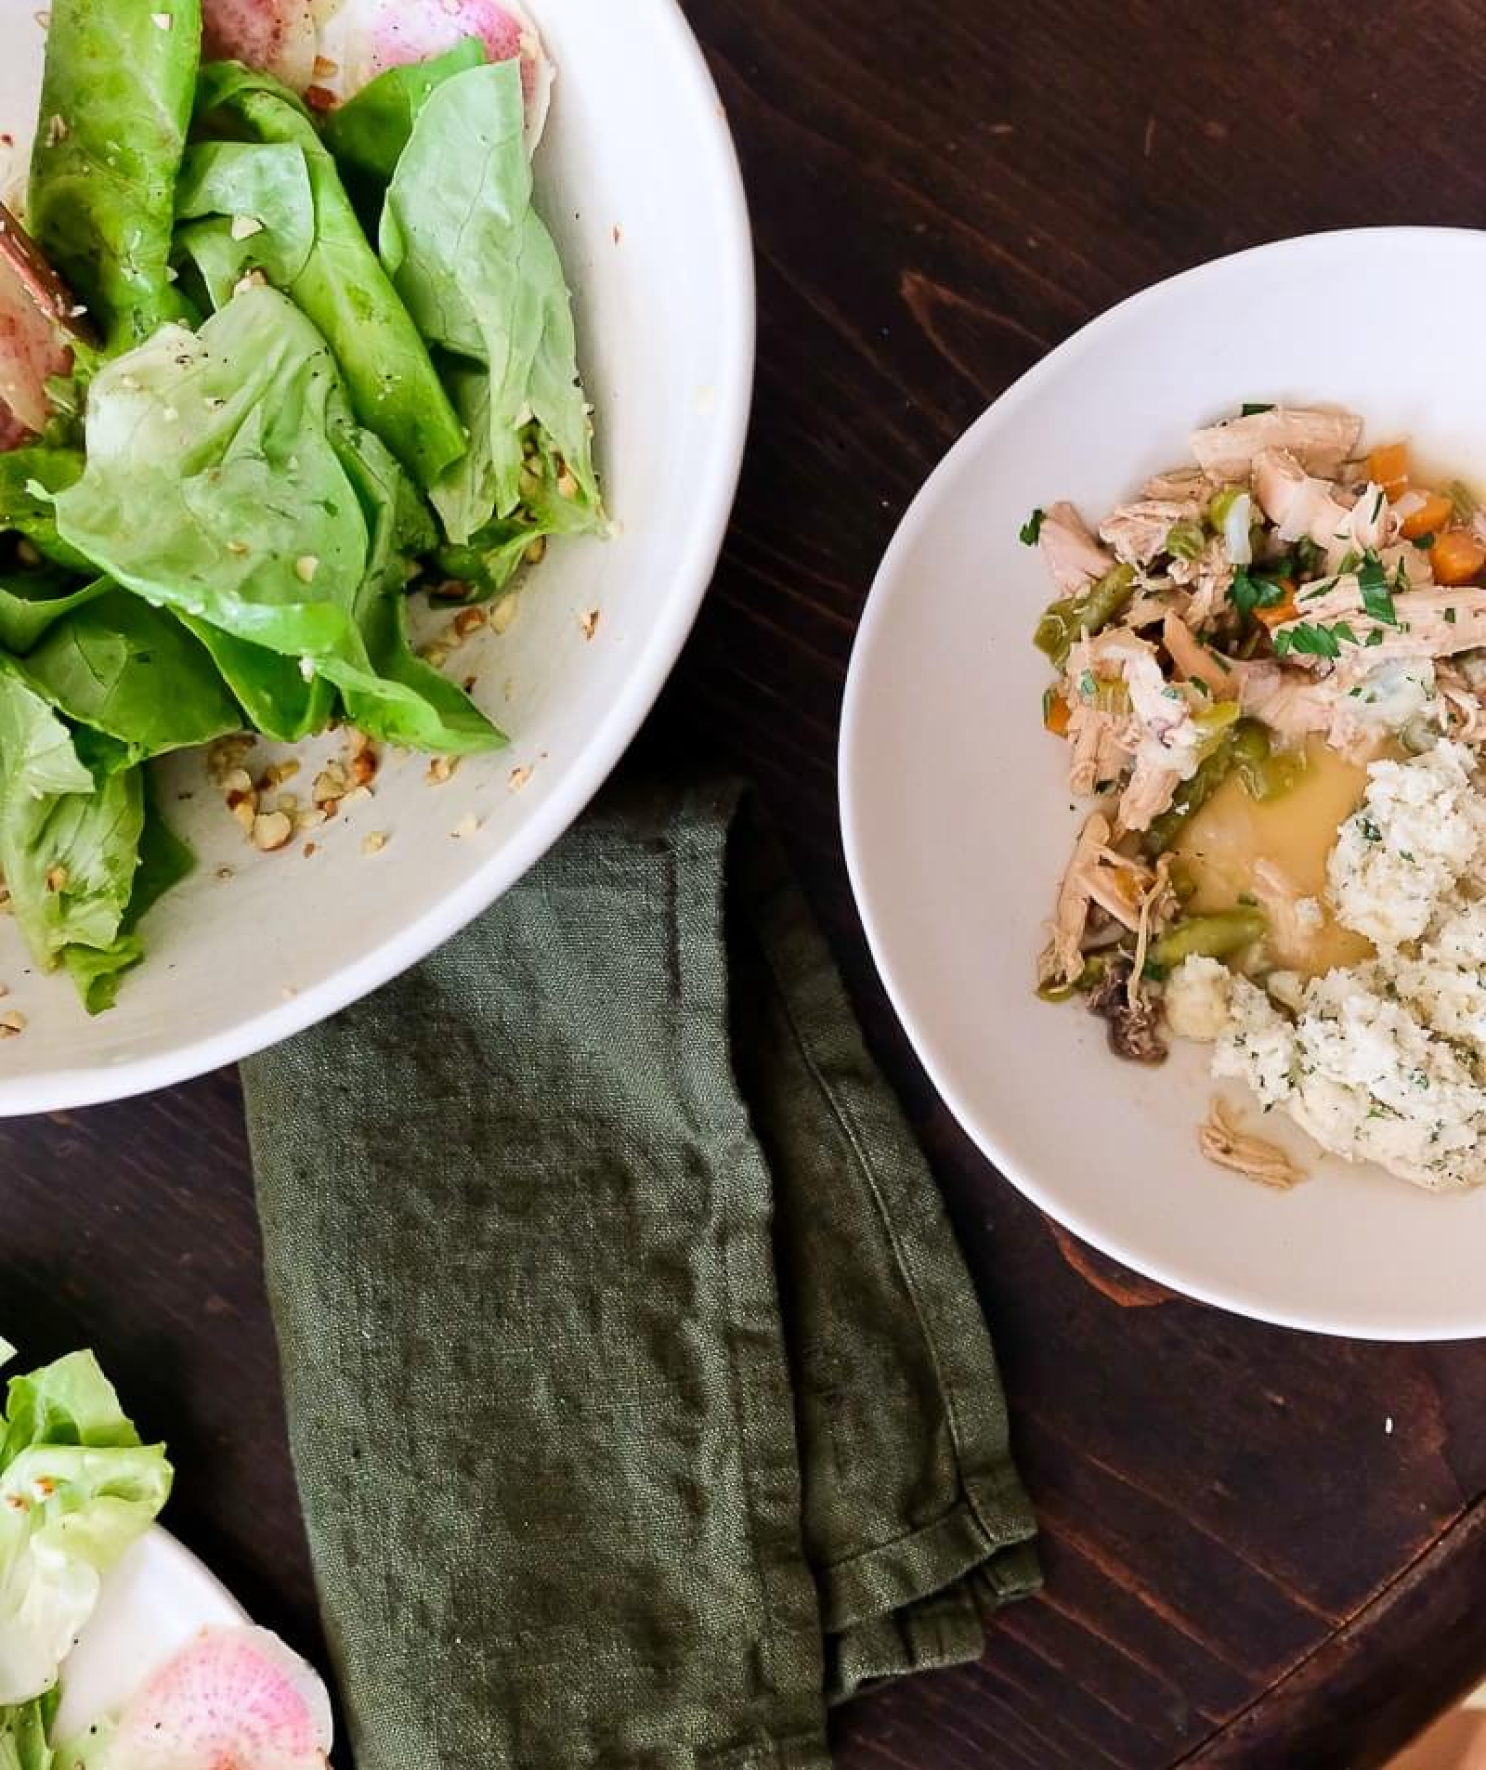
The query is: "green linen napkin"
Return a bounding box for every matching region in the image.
[241,780,1038,1769]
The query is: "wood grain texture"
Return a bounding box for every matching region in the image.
[4,0,1486,1764]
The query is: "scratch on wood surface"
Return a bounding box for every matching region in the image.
[1046,1218,1173,1308]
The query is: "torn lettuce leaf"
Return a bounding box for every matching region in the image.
[321,36,487,207]
[190,62,466,489]
[0,575,110,656]
[173,138,316,310]
[379,59,602,547]
[52,284,501,756]
[0,449,94,575]
[0,666,143,978]
[27,0,201,351]
[0,1341,172,1709]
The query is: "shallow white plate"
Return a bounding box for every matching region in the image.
[0,0,754,1114]
[52,1528,250,1741]
[841,227,1486,1341]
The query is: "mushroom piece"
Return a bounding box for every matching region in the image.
[1086,957,1167,1065]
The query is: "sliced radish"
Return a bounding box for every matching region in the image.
[316,0,553,147]
[202,0,322,93]
[0,202,76,447]
[94,1626,333,1770]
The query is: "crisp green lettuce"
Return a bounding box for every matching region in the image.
[322,37,486,203]
[174,139,316,309]
[0,668,143,976]
[53,285,501,755]
[0,1339,172,1709]
[0,452,93,576]
[0,1692,54,1770]
[27,0,201,350]
[380,59,601,547]
[0,578,110,656]
[21,593,242,764]
[191,63,466,489]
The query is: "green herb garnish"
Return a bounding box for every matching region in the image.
[1357,551,1399,627]
[1020,508,1046,546]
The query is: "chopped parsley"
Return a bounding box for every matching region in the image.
[1445,606,1459,625]
[1365,628,1385,647]
[1295,538,1324,578]
[1190,675,1212,697]
[1412,532,1437,550]
[1020,508,1046,546]
[1230,569,1288,620]
[1241,402,1275,416]
[1275,622,1347,659]
[1359,817,1382,844]
[1357,550,1398,626]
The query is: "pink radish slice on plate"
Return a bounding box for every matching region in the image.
[88,1625,333,1770]
[0,202,74,446]
[200,0,323,93]
[313,0,553,146]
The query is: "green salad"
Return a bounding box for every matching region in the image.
[0,1339,173,1768]
[0,0,602,1014]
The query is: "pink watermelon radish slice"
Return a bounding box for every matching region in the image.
[203,0,554,149]
[201,0,323,93]
[0,202,77,447]
[93,1625,333,1770]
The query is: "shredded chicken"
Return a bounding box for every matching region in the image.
[1100,497,1201,567]
[1038,500,1114,593]
[1190,406,1362,480]
[1199,1099,1308,1189]
[1143,466,1218,504]
[1278,579,1486,668]
[1038,813,1113,989]
[1439,662,1486,744]
[1251,449,1393,563]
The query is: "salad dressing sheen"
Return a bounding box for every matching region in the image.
[1173,736,1376,976]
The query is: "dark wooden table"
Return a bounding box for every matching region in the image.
[7,1,1486,1764]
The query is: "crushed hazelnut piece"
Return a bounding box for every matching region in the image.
[231,798,258,837]
[421,643,450,670]
[149,9,171,27]
[452,813,480,840]
[275,793,300,815]
[45,866,67,892]
[312,53,339,77]
[303,842,318,858]
[222,767,253,796]
[557,467,580,500]
[294,809,327,833]
[509,766,533,793]
[579,609,600,641]
[523,536,547,566]
[453,607,486,639]
[427,756,457,785]
[252,811,293,852]
[340,785,372,810]
[229,214,263,240]
[295,554,319,583]
[491,593,519,635]
[0,1011,25,1040]
[45,114,66,146]
[362,831,388,856]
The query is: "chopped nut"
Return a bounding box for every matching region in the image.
[508,766,533,793]
[491,593,520,635]
[229,213,263,240]
[362,831,388,856]
[579,609,600,641]
[312,53,339,77]
[274,793,300,815]
[44,866,67,893]
[263,759,301,787]
[0,1011,25,1040]
[231,797,258,837]
[45,114,67,147]
[346,749,377,788]
[222,767,254,796]
[431,579,470,600]
[313,765,348,805]
[557,467,580,500]
[426,756,457,785]
[226,539,250,556]
[232,269,267,296]
[523,535,547,566]
[295,554,319,583]
[303,84,336,112]
[453,606,486,639]
[343,728,370,758]
[452,813,480,840]
[420,643,450,670]
[149,10,171,27]
[303,842,318,858]
[340,785,372,811]
[252,811,294,853]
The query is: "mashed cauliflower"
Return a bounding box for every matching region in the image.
[1171,741,1486,1191]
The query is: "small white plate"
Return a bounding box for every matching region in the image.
[841,228,1486,1341]
[52,1529,250,1742]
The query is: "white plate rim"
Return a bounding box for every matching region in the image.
[840,225,1486,1343]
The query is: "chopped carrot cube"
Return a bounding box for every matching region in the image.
[1043,690,1072,737]
[1368,441,1411,497]
[1431,530,1486,586]
[1399,492,1453,541]
[1254,578,1299,631]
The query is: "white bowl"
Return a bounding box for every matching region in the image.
[0,0,753,1114]
[842,228,1486,1341]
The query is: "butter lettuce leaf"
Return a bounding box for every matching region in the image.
[191,63,466,489]
[27,0,201,350]
[52,285,500,754]
[0,1341,172,1709]
[379,59,602,546]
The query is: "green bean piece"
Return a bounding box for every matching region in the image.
[1032,564,1136,668]
[1036,952,1113,1003]
[1141,735,1238,856]
[1231,721,1306,802]
[1152,911,1267,970]
[1166,520,1205,561]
